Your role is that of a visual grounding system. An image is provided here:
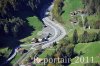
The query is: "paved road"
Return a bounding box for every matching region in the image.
[14,3,66,65]
[42,17,66,48]
[0,47,18,66]
[20,3,66,48]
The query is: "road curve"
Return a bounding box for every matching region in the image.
[42,16,66,48]
[14,3,66,65]
[1,3,66,66]
[20,4,66,48]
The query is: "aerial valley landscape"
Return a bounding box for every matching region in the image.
[0,0,100,66]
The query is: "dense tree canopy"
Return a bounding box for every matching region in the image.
[52,0,64,17]
[82,0,100,14]
[0,0,53,38]
[72,29,78,44]
[0,0,54,49]
[0,0,42,18]
[0,17,25,37]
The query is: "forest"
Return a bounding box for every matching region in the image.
[0,0,53,48]
[0,0,100,66]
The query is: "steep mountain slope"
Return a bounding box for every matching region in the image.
[0,0,53,47]
[0,0,53,65]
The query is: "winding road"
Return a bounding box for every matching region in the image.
[15,3,66,65]
[20,3,66,48]
[1,3,66,66]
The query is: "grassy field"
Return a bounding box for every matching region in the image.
[10,16,43,64]
[67,25,99,40]
[60,0,99,41]
[61,0,100,66]
[61,0,83,30]
[39,47,56,58]
[20,16,43,44]
[11,54,21,64]
[70,41,100,66]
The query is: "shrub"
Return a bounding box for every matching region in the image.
[88,32,98,42]
[79,31,89,43]
[79,20,83,27]
[78,31,98,43]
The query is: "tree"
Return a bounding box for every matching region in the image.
[81,31,89,43]
[79,31,98,43]
[4,24,9,34]
[79,20,83,27]
[84,17,89,29]
[88,32,98,42]
[82,0,100,15]
[72,29,78,44]
[53,42,57,48]
[54,51,62,58]
[94,20,100,29]
[65,44,74,57]
[12,25,18,37]
[97,6,100,14]
[34,38,39,43]
[97,31,100,40]
[52,0,64,17]
[27,56,31,62]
